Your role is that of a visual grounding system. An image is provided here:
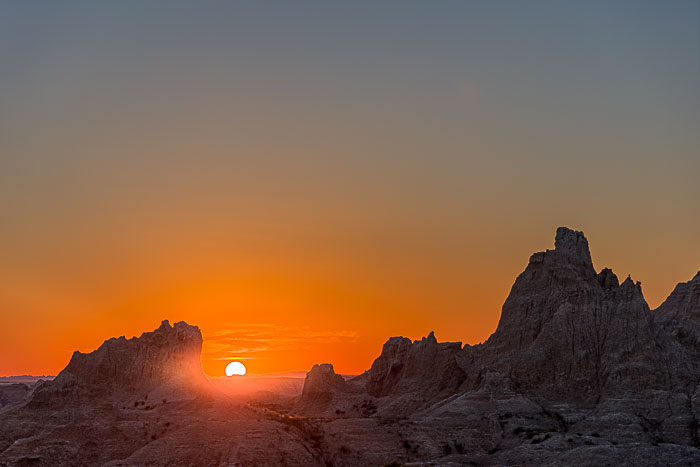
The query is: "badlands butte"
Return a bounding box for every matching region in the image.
[1,227,700,466]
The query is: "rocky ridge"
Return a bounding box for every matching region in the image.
[474,227,664,401]
[30,320,206,407]
[2,227,700,466]
[297,227,700,463]
[365,332,465,415]
[655,271,700,353]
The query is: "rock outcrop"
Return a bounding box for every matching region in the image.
[296,226,700,462]
[655,271,700,352]
[295,363,348,413]
[0,384,31,408]
[302,364,347,397]
[364,332,465,414]
[476,227,664,402]
[5,227,700,466]
[30,320,206,404]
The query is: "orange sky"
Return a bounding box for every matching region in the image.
[2,219,698,377]
[1,3,698,377]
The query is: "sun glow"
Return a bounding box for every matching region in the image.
[225,361,247,376]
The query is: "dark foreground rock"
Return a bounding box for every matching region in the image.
[0,385,30,409]
[1,227,699,466]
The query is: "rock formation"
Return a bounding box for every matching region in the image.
[0,384,31,408]
[295,363,349,413]
[365,332,465,414]
[29,320,206,405]
[655,271,700,353]
[295,226,700,463]
[3,227,700,466]
[302,364,347,397]
[476,227,664,402]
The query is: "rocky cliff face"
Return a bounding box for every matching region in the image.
[0,384,31,408]
[4,227,700,466]
[655,271,700,353]
[362,332,465,415]
[366,332,464,398]
[30,320,206,403]
[0,321,211,465]
[477,227,664,402]
[295,363,348,413]
[299,228,700,430]
[301,364,347,398]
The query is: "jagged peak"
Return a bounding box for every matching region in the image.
[524,227,596,277]
[384,336,411,346]
[554,226,587,250]
[309,363,336,374]
[419,331,437,344]
[596,267,619,289]
[618,275,644,295]
[554,227,593,267]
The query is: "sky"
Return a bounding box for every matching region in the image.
[1,1,698,377]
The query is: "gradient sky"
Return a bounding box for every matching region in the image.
[1,1,699,376]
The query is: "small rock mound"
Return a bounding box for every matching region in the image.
[302,364,347,396]
[296,363,348,413]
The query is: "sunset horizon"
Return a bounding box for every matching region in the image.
[1,2,699,465]
[4,223,698,378]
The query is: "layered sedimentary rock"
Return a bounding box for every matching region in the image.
[655,271,700,352]
[302,364,347,397]
[476,227,664,402]
[296,226,700,463]
[352,227,695,410]
[0,384,31,408]
[0,321,212,466]
[295,363,348,413]
[4,227,700,466]
[363,332,465,414]
[30,320,206,404]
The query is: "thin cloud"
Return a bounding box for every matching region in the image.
[202,324,358,358]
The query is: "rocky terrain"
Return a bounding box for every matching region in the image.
[0,377,53,409]
[1,227,699,466]
[0,385,31,409]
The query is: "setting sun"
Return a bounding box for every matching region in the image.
[225,361,246,377]
[1,2,699,465]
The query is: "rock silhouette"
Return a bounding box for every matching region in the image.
[29,320,206,407]
[365,332,465,415]
[2,227,699,466]
[477,227,664,401]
